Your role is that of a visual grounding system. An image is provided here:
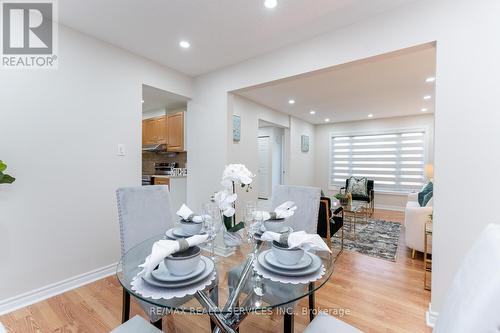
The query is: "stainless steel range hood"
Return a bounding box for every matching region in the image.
[142,144,167,152]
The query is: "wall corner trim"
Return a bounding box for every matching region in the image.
[0,262,117,316]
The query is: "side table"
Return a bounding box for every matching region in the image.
[424,221,432,290]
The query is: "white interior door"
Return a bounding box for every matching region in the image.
[258,136,272,199]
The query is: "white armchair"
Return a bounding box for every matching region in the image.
[404,192,432,257]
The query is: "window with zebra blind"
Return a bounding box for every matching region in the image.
[330,130,426,193]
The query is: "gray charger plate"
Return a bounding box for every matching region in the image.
[143,256,214,288]
[264,250,312,270]
[152,260,206,282]
[172,226,197,238]
[165,229,180,240]
[166,228,205,239]
[257,250,321,276]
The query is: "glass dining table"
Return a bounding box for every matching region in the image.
[116,234,335,333]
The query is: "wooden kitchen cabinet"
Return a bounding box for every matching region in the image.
[142,116,168,145]
[153,177,170,186]
[142,112,184,151]
[156,116,168,144]
[167,112,184,152]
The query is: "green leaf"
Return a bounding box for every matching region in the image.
[227,221,245,233]
[223,215,233,230]
[0,161,6,172]
[0,174,15,184]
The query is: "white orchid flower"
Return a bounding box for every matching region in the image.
[214,189,237,217]
[221,163,254,187]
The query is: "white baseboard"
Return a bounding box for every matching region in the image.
[374,203,405,212]
[0,262,117,316]
[426,302,439,328]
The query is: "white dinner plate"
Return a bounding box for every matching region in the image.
[257,250,321,276]
[264,250,312,270]
[143,256,214,288]
[151,260,206,282]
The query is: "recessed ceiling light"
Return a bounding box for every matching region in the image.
[309,110,316,115]
[288,99,295,105]
[179,40,191,49]
[264,0,278,9]
[421,108,428,112]
[423,95,432,100]
[368,114,373,118]
[324,118,330,122]
[425,77,435,83]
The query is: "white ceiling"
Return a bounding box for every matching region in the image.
[142,84,188,112]
[59,0,417,76]
[236,46,436,124]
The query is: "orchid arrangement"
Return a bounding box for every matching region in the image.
[214,164,254,232]
[0,161,15,184]
[221,163,254,190]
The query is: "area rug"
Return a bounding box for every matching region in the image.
[332,219,402,261]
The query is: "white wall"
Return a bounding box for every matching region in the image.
[188,0,500,313]
[0,25,192,303]
[228,95,289,213]
[315,114,434,210]
[288,117,315,187]
[225,95,316,217]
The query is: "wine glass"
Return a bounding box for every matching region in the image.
[244,201,257,244]
[202,202,222,262]
[250,210,264,257]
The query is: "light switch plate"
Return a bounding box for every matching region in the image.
[117,144,125,156]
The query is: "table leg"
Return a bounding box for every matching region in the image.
[308,283,316,322]
[151,319,162,330]
[195,291,237,333]
[210,286,219,332]
[121,288,130,323]
[284,313,294,333]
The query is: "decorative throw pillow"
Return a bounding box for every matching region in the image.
[423,191,433,207]
[418,182,433,207]
[347,177,368,197]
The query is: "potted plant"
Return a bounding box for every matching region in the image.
[0,160,15,184]
[334,190,351,206]
[213,164,254,247]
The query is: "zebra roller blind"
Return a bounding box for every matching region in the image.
[330,131,426,192]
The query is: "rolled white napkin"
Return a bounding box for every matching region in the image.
[261,230,332,253]
[177,204,203,222]
[138,234,209,276]
[254,201,297,221]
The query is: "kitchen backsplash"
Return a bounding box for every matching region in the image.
[142,151,187,175]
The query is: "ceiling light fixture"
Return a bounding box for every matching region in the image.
[368,114,373,118]
[324,118,330,122]
[179,40,191,49]
[141,99,144,104]
[288,99,295,105]
[421,108,428,112]
[425,77,436,83]
[264,0,278,9]
[423,95,432,100]
[309,110,316,115]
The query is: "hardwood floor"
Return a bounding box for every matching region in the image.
[0,209,431,333]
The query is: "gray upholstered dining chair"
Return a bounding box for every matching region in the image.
[271,185,322,234]
[116,185,175,329]
[304,223,500,333]
[229,184,323,332]
[110,315,162,333]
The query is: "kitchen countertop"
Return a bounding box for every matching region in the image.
[151,174,187,179]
